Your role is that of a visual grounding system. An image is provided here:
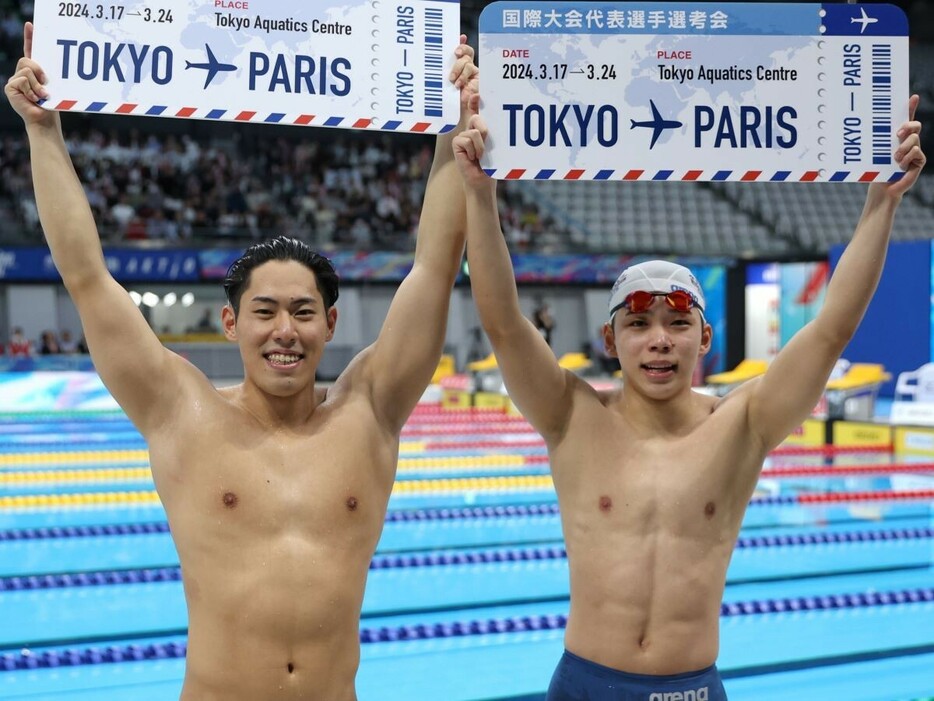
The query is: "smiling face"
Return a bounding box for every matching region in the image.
[222,260,337,398]
[605,299,711,400]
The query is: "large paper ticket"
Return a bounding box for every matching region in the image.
[31,0,460,133]
[479,2,909,181]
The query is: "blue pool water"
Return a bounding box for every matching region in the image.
[1,406,932,701]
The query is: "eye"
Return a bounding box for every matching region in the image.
[296,309,314,317]
[255,309,273,315]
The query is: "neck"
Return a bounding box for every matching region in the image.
[237,379,320,429]
[615,382,701,437]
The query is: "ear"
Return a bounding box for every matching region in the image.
[325,306,338,342]
[221,305,237,342]
[698,321,712,357]
[602,322,617,358]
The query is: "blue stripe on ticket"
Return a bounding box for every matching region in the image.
[481,3,908,37]
[481,3,823,35]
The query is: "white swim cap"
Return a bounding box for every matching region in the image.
[608,260,706,321]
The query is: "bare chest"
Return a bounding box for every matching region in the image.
[149,415,396,542]
[553,429,753,538]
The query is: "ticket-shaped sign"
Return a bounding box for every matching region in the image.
[32,0,460,133]
[479,2,908,181]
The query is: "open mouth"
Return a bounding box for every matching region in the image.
[264,352,305,368]
[641,362,676,376]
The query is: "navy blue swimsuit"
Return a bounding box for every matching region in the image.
[546,649,728,701]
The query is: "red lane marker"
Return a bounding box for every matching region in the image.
[771,445,892,456]
[798,489,934,503]
[763,463,934,478]
[402,426,536,436]
[422,439,545,450]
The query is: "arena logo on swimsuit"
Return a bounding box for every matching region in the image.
[648,687,709,701]
[502,103,797,149]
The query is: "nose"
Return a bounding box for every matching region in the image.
[273,312,298,345]
[650,330,672,352]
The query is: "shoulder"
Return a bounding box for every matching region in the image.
[564,374,618,421]
[169,351,219,394]
[141,373,232,447]
[703,382,762,450]
[178,377,238,420]
[329,345,376,398]
[712,377,760,414]
[323,350,389,424]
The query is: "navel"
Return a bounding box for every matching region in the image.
[222,491,238,509]
[704,501,716,519]
[346,496,358,511]
[599,495,613,512]
[287,662,294,674]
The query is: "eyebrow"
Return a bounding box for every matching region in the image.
[249,296,318,307]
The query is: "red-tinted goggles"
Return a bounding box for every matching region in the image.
[613,290,698,316]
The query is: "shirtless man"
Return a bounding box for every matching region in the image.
[453,96,925,699]
[6,23,477,701]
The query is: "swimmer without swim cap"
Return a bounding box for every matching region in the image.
[607,260,706,321]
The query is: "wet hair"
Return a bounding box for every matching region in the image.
[223,237,339,316]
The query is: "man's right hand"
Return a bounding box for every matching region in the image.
[453,114,493,192]
[5,22,57,128]
[449,35,478,121]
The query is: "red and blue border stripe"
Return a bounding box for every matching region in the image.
[42,99,456,134]
[482,167,905,182]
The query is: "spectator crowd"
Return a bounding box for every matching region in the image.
[0,326,87,356]
[1,124,566,251]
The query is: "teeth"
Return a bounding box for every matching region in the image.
[268,353,301,365]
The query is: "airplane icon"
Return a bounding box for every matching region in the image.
[185,44,237,89]
[630,100,683,149]
[850,7,878,34]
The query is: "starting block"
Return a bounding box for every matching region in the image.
[704,359,768,397]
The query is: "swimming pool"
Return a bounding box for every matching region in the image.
[1,405,933,700]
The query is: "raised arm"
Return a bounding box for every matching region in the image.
[747,96,926,450]
[5,24,195,435]
[356,38,476,432]
[453,115,574,441]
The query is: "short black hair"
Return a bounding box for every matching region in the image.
[223,237,339,316]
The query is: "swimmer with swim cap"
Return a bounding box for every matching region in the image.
[453,97,925,699]
[607,260,707,324]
